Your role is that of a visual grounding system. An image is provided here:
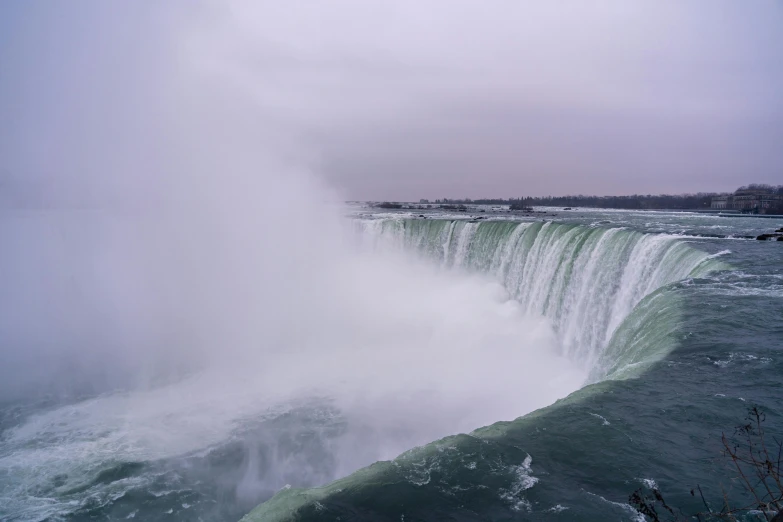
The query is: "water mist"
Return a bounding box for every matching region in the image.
[0,3,583,519]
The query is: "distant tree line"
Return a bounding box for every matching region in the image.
[423,185,783,211]
[376,186,783,213]
[737,184,783,194]
[376,202,403,209]
[424,195,717,210]
[516,194,718,210]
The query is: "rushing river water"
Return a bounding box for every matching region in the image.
[1,206,781,521]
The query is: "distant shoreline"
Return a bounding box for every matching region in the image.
[360,202,783,218]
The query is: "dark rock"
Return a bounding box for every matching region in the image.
[756,233,783,241]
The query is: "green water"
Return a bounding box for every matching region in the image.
[245,210,782,521]
[1,209,781,521]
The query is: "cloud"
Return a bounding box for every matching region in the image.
[1,0,782,201]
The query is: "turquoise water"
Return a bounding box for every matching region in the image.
[1,208,781,521]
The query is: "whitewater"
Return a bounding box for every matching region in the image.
[240,208,781,522]
[2,2,781,519]
[356,217,724,379]
[4,203,773,522]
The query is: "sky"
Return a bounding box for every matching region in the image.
[1,1,782,201]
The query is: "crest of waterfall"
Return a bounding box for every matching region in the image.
[357,218,726,378]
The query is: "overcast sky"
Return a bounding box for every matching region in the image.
[1,1,782,201]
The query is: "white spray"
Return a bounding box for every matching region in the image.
[0,3,583,518]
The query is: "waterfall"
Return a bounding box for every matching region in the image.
[358,218,724,377]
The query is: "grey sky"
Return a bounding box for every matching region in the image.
[2,1,782,201]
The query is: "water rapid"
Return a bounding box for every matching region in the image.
[0,214,730,522]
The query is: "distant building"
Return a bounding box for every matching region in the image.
[720,188,783,213]
[733,193,759,211]
[711,195,730,209]
[759,194,783,210]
